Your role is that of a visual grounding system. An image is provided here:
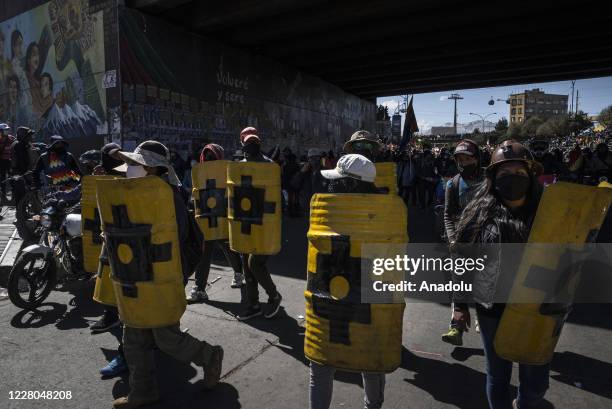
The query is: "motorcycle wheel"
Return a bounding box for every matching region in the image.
[7,252,57,310]
[15,191,42,244]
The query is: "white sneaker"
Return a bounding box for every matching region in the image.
[187,287,209,302]
[231,273,245,288]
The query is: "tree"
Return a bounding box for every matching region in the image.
[598,105,612,129]
[376,105,390,121]
[568,110,593,134]
[495,118,508,132]
[473,128,480,134]
[548,116,569,137]
[536,122,554,138]
[506,122,522,139]
[521,116,544,138]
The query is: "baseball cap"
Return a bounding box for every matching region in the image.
[240,126,260,145]
[320,154,376,183]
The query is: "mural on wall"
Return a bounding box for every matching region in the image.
[0,0,107,138]
[119,8,375,158]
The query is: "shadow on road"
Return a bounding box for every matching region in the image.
[110,347,242,409]
[206,298,308,367]
[401,346,492,409]
[566,303,612,330]
[550,351,612,399]
[10,302,67,328]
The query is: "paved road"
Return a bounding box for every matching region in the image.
[0,208,611,409]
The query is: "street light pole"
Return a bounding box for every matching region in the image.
[469,112,497,133]
[447,93,463,136]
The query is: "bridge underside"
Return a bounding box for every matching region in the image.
[128,0,612,97]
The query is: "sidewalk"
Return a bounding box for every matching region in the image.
[0,206,18,299]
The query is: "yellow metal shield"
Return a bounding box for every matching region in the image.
[494,182,612,364]
[305,193,407,373]
[192,160,230,241]
[92,244,116,306]
[227,162,281,255]
[81,175,115,274]
[97,176,187,328]
[374,162,398,195]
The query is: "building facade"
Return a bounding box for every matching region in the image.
[1,0,375,156]
[509,88,568,124]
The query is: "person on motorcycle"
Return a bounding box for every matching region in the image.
[9,126,36,209]
[441,139,484,346]
[0,122,15,202]
[110,140,223,409]
[32,134,82,204]
[187,143,245,303]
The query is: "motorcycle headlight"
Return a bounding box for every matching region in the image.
[41,214,52,228]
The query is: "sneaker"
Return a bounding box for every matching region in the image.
[203,345,224,389]
[91,313,120,333]
[112,395,159,409]
[100,354,128,378]
[441,328,464,346]
[231,273,245,288]
[512,398,519,409]
[187,286,209,303]
[236,304,263,321]
[475,319,480,334]
[264,293,282,319]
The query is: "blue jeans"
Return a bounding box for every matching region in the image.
[477,310,550,409]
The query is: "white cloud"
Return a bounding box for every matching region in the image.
[417,120,432,131]
[379,99,400,114]
[439,96,448,101]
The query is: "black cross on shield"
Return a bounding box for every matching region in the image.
[104,205,172,298]
[231,175,276,234]
[308,235,371,345]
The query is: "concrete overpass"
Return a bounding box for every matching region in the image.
[127,0,612,98]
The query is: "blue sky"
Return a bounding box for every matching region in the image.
[377,76,612,132]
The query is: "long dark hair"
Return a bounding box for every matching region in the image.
[11,30,22,59]
[455,165,542,244]
[25,42,40,75]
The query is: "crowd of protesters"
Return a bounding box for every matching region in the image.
[1,116,611,409]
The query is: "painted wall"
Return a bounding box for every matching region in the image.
[119,8,376,158]
[0,0,120,154]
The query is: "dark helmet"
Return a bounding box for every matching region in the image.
[453,139,480,162]
[486,140,543,177]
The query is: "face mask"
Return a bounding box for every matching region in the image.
[126,165,147,178]
[495,174,530,202]
[243,143,260,157]
[458,163,478,178]
[53,145,66,154]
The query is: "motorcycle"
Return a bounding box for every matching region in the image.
[7,197,86,309]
